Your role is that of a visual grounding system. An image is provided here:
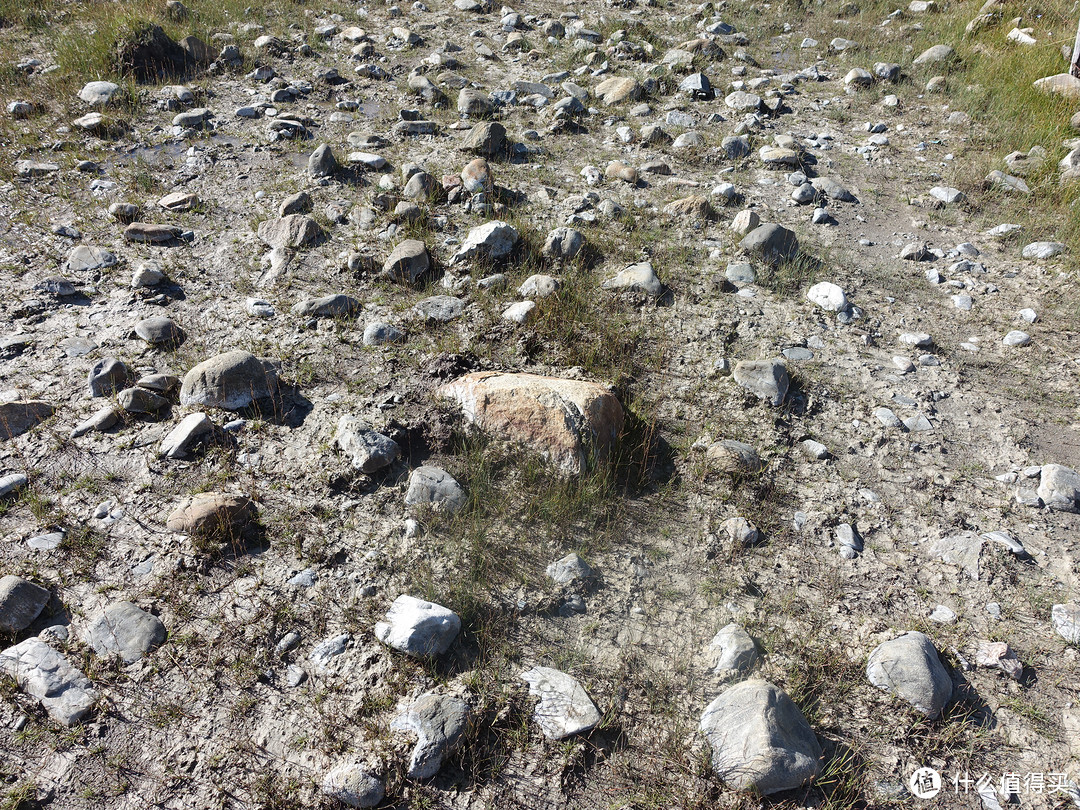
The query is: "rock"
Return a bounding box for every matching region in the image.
[135,316,185,347]
[457,87,493,116]
[71,406,119,438]
[124,223,182,244]
[450,220,518,264]
[1037,463,1080,511]
[291,294,361,319]
[0,400,55,440]
[699,680,821,794]
[1051,603,1080,643]
[375,595,460,657]
[518,274,560,298]
[405,466,467,513]
[0,473,27,498]
[437,372,624,476]
[725,91,762,111]
[118,387,169,414]
[179,351,278,410]
[1033,73,1080,100]
[1002,330,1030,347]
[363,323,406,346]
[542,227,585,261]
[844,68,873,88]
[257,215,324,249]
[65,245,117,273]
[930,186,965,205]
[602,262,662,296]
[546,553,593,585]
[0,576,50,633]
[663,195,717,220]
[811,177,857,202]
[733,360,789,406]
[866,631,952,717]
[85,602,166,663]
[731,210,761,235]
[595,76,640,104]
[705,440,763,474]
[0,638,98,725]
[806,282,848,311]
[502,301,536,324]
[974,641,1023,680]
[679,72,714,99]
[402,171,438,201]
[321,764,384,808]
[985,170,1030,194]
[930,532,983,579]
[309,144,338,177]
[1021,241,1065,259]
[333,417,400,473]
[160,413,214,458]
[381,240,431,284]
[166,493,256,542]
[707,624,758,675]
[412,295,465,322]
[520,666,601,739]
[913,44,955,65]
[460,121,506,155]
[740,224,798,264]
[78,81,121,105]
[836,523,863,558]
[391,692,470,778]
[132,263,165,287]
[88,358,129,399]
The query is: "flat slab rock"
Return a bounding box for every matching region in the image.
[374,595,460,658]
[519,665,602,739]
[0,638,98,725]
[866,631,952,718]
[699,679,821,794]
[85,601,166,663]
[0,400,55,440]
[438,371,625,476]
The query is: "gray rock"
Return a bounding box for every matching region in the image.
[450,220,518,264]
[0,400,55,440]
[363,322,406,346]
[291,294,361,319]
[1051,603,1080,644]
[546,553,593,585]
[0,638,98,724]
[160,413,214,458]
[707,624,758,675]
[520,666,601,739]
[733,360,789,406]
[930,532,983,579]
[322,763,384,808]
[739,224,798,264]
[699,679,821,794]
[518,274,561,298]
[912,44,954,64]
[457,87,493,116]
[411,296,465,323]
[725,263,755,285]
[179,351,279,410]
[0,576,50,633]
[602,262,662,295]
[542,227,585,261]
[460,121,506,155]
[65,245,117,273]
[257,215,324,249]
[836,523,862,558]
[135,316,185,347]
[866,631,952,717]
[118,387,169,414]
[124,223,182,244]
[381,240,431,284]
[333,416,400,473]
[1021,241,1065,259]
[375,595,461,657]
[391,692,470,779]
[405,466,466,513]
[71,406,119,438]
[1037,463,1080,511]
[78,80,121,105]
[0,473,27,497]
[86,601,166,663]
[309,144,338,177]
[279,192,312,216]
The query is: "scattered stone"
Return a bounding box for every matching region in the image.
[85,602,167,663]
[333,417,400,473]
[375,595,461,657]
[866,631,952,717]
[740,224,798,264]
[405,466,467,513]
[699,680,821,794]
[179,351,278,410]
[1051,603,1080,643]
[519,666,601,739]
[974,641,1022,680]
[135,316,185,347]
[546,553,593,585]
[391,693,470,779]
[381,240,431,284]
[160,413,215,458]
[602,262,662,296]
[321,764,384,808]
[0,638,98,725]
[0,576,50,633]
[166,492,257,542]
[707,624,758,675]
[0,400,55,440]
[733,360,789,406]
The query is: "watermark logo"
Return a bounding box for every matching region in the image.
[910,767,942,799]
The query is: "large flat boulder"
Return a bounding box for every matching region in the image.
[438,372,624,476]
[0,638,98,725]
[866,631,952,717]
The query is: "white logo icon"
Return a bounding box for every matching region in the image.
[910,767,942,799]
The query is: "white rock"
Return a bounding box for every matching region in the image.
[806,281,848,311]
[519,666,601,739]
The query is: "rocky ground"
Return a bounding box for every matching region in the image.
[2,0,1080,807]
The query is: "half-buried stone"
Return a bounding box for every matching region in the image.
[381,239,430,284]
[391,692,470,778]
[733,360,790,406]
[404,466,467,513]
[135,316,185,347]
[519,666,602,739]
[291,294,361,319]
[438,371,624,476]
[0,638,98,725]
[166,492,257,543]
[699,679,821,794]
[179,351,278,410]
[0,575,50,633]
[0,401,55,440]
[85,601,166,663]
[333,416,400,473]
